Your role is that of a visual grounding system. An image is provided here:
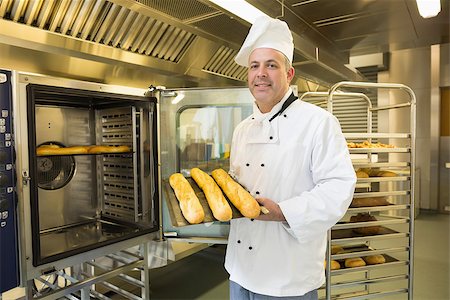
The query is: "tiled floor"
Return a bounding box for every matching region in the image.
[2,212,449,299]
[137,212,450,300]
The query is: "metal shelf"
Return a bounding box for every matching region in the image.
[347,204,410,214]
[331,232,409,245]
[349,147,410,153]
[356,176,410,183]
[352,162,410,168]
[353,190,409,198]
[324,81,416,300]
[344,133,411,139]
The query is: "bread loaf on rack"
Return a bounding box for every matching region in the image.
[169,173,205,224]
[350,197,390,208]
[324,260,341,270]
[363,254,386,265]
[344,257,366,268]
[211,168,260,219]
[191,168,232,222]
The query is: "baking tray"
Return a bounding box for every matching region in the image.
[163,178,244,227]
[331,226,398,240]
[327,245,400,273]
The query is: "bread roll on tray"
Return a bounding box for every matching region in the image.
[169,173,205,224]
[324,260,341,270]
[355,170,369,178]
[363,254,386,265]
[350,197,390,208]
[345,257,366,268]
[350,213,381,235]
[211,168,260,219]
[190,168,232,222]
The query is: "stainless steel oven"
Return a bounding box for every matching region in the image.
[10,72,160,281]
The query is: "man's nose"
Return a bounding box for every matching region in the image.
[257,67,268,77]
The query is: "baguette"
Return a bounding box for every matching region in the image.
[190,168,232,222]
[88,145,131,154]
[211,168,260,219]
[331,245,344,255]
[169,173,205,224]
[37,145,88,156]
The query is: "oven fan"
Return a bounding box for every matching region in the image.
[37,142,76,190]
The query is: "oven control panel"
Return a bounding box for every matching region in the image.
[0,70,19,293]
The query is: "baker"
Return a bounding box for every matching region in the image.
[225,15,356,299]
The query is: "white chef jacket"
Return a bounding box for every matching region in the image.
[225,89,356,296]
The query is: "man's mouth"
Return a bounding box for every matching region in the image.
[255,82,271,87]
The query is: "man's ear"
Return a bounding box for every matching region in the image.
[287,67,295,82]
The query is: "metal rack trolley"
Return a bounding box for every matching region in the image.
[319,81,416,300]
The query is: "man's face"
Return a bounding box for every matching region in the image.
[248,48,295,113]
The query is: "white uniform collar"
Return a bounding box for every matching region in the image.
[252,88,293,122]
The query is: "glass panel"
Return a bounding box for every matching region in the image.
[177,105,251,175]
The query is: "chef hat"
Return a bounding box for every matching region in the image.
[234,15,294,67]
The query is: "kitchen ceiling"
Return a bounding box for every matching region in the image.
[247,0,449,57]
[0,0,448,90]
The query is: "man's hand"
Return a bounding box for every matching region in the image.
[255,197,286,221]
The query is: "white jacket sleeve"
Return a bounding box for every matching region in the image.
[278,115,356,243]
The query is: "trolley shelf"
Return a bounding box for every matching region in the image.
[352,162,410,168]
[353,191,409,198]
[347,204,410,214]
[356,176,410,183]
[344,133,411,139]
[349,147,410,153]
[330,274,408,289]
[331,232,409,245]
[322,81,416,300]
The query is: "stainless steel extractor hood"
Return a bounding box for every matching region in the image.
[0,0,366,90]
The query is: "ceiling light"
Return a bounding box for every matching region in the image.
[208,0,267,24]
[416,0,441,18]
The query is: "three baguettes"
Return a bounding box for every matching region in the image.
[190,168,232,222]
[211,168,260,219]
[169,173,205,224]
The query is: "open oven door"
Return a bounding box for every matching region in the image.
[159,86,297,257]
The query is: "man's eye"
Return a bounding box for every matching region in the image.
[268,63,278,68]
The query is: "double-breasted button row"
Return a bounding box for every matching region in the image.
[245,163,266,167]
[236,240,253,250]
